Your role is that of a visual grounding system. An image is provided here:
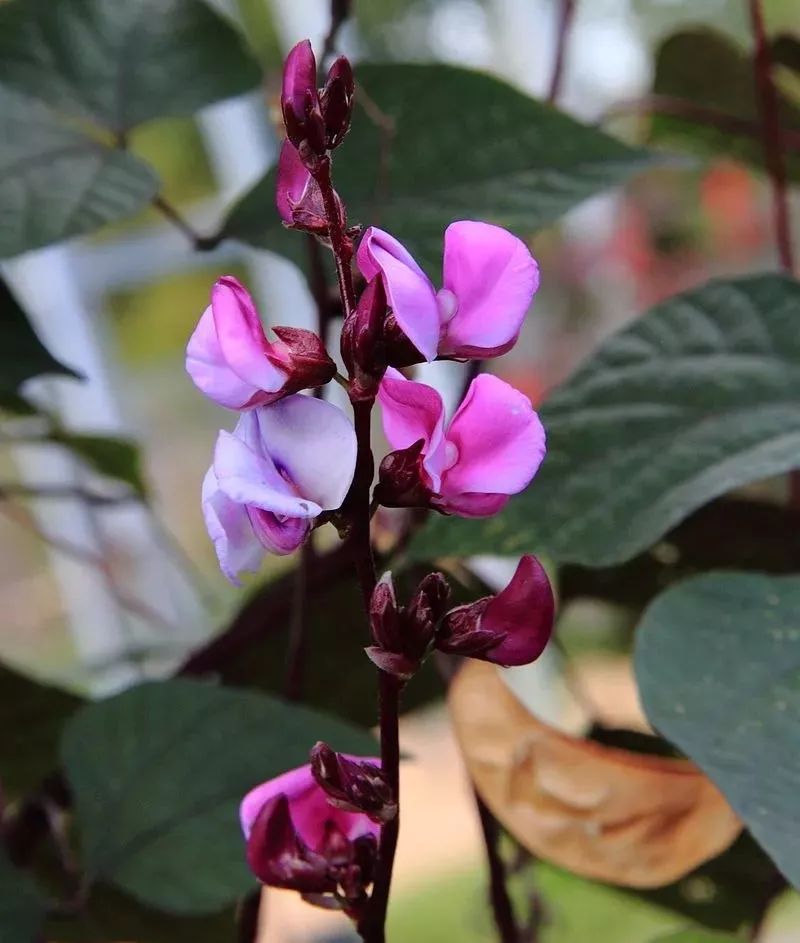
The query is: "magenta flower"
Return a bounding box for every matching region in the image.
[186,276,334,410]
[241,760,381,893]
[377,368,546,518]
[437,555,554,666]
[357,222,539,362]
[202,396,356,582]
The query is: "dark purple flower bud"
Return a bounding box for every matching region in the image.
[310,742,397,823]
[269,325,337,393]
[281,40,326,162]
[374,439,434,510]
[437,555,554,666]
[246,794,335,893]
[341,278,387,398]
[366,570,450,678]
[320,56,355,149]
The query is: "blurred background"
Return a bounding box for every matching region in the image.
[2,0,799,939]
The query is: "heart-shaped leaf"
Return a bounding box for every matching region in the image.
[223,63,655,273]
[61,679,376,914]
[635,572,800,890]
[412,274,800,566]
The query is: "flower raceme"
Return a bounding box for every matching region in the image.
[202,396,357,583]
[241,758,381,900]
[357,222,540,363]
[186,275,335,410]
[376,367,546,518]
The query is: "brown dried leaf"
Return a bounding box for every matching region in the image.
[448,660,741,888]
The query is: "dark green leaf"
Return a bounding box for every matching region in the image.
[634,572,800,890]
[0,848,46,943]
[0,85,158,258]
[0,661,82,799]
[411,274,800,567]
[0,277,79,391]
[46,884,238,943]
[650,29,800,178]
[773,33,800,78]
[213,571,443,727]
[49,432,147,497]
[633,833,782,933]
[61,678,376,914]
[224,63,655,272]
[0,0,261,132]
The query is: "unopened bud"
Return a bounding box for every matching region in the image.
[310,743,397,823]
[320,56,355,150]
[369,574,401,652]
[281,40,327,163]
[437,555,554,667]
[276,140,345,237]
[269,326,336,393]
[373,440,433,509]
[341,278,387,397]
[246,794,334,893]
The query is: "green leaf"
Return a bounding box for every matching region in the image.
[0,0,261,133]
[650,932,739,943]
[650,29,800,178]
[61,678,376,914]
[0,849,46,943]
[0,85,158,258]
[634,572,800,890]
[0,661,83,799]
[46,884,238,943]
[49,432,147,497]
[0,276,80,390]
[411,273,800,567]
[223,63,655,272]
[209,570,443,727]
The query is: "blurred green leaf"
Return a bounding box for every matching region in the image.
[411,274,800,567]
[635,572,800,890]
[0,277,79,390]
[62,678,376,913]
[0,661,82,799]
[46,884,238,943]
[650,29,800,178]
[0,849,46,943]
[214,571,443,727]
[634,833,781,933]
[0,0,261,132]
[0,86,159,258]
[224,63,655,272]
[650,932,739,942]
[49,432,147,497]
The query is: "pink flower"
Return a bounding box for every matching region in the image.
[241,760,381,893]
[202,396,356,582]
[376,368,546,518]
[186,276,334,410]
[437,555,554,666]
[357,222,539,362]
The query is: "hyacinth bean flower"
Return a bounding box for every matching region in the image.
[437,555,554,666]
[357,222,539,362]
[241,760,381,893]
[377,367,546,518]
[202,396,357,582]
[186,275,334,410]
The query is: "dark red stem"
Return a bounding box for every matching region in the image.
[547,0,575,104]
[475,793,521,943]
[314,153,401,943]
[748,0,798,504]
[748,0,795,274]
